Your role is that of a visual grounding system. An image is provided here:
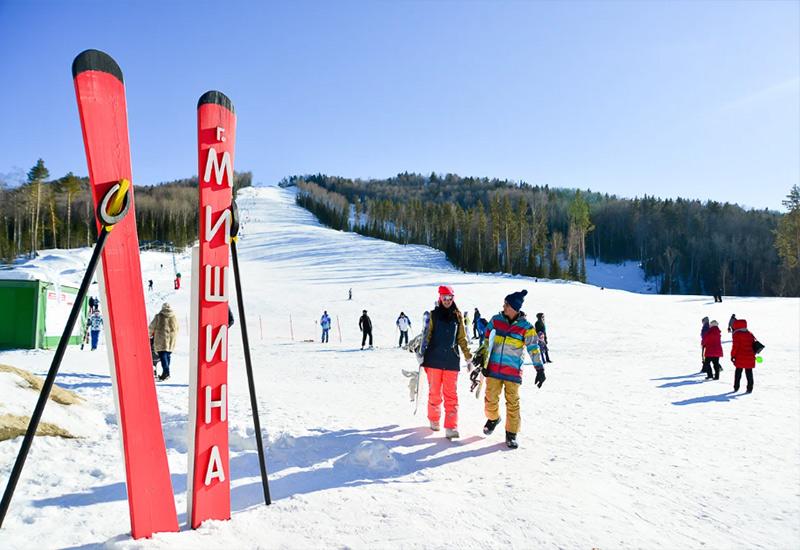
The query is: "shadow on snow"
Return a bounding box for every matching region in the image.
[30,424,501,516]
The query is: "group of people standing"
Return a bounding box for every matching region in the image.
[418,285,547,449]
[317,309,374,349]
[700,313,761,393]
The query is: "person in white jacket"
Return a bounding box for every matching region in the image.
[396,312,412,348]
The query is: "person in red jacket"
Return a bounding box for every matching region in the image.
[701,320,724,380]
[730,318,757,393]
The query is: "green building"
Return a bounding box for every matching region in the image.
[0,278,87,349]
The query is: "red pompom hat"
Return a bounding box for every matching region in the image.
[438,285,454,297]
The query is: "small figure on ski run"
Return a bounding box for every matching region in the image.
[88,309,103,351]
[463,311,470,333]
[700,316,711,372]
[149,303,178,381]
[359,310,373,349]
[479,290,544,449]
[420,285,472,440]
[727,314,737,334]
[320,311,331,343]
[731,319,759,393]
[713,289,723,303]
[348,288,352,301]
[476,314,488,345]
[472,308,482,340]
[396,312,411,347]
[148,279,154,291]
[701,320,723,380]
[88,296,99,313]
[534,312,551,363]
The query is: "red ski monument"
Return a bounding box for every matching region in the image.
[188,91,236,528]
[72,49,179,538]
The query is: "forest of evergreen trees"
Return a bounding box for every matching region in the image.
[287,173,799,297]
[0,159,252,260]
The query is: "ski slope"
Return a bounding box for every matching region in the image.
[1,185,798,549]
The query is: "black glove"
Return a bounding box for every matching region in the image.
[469,368,481,392]
[471,347,486,368]
[534,368,546,388]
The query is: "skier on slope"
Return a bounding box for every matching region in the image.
[701,320,723,380]
[320,311,331,343]
[420,285,472,439]
[359,310,373,349]
[396,312,411,348]
[731,318,759,393]
[149,303,179,381]
[477,290,545,449]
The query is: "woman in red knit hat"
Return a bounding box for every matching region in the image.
[420,285,472,439]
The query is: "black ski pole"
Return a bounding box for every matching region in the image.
[230,200,271,505]
[0,182,130,528]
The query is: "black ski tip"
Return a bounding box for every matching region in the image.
[72,49,124,83]
[198,90,235,114]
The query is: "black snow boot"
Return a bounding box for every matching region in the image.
[505,431,518,449]
[714,366,721,380]
[483,417,500,435]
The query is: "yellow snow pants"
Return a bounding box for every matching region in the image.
[484,377,521,434]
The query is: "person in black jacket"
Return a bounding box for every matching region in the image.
[359,310,373,349]
[535,312,551,363]
[472,308,482,340]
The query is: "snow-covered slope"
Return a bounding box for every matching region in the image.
[1,185,798,549]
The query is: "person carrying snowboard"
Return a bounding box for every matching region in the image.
[359,310,373,349]
[479,290,544,449]
[420,285,472,439]
[320,310,331,343]
[701,320,723,380]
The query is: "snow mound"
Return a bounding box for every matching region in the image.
[270,432,298,450]
[160,418,189,453]
[0,369,105,439]
[339,440,398,472]
[228,424,258,452]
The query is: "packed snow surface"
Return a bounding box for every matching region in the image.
[0,185,798,549]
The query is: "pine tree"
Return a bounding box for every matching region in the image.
[61,172,82,249]
[27,158,49,256]
[774,185,800,295]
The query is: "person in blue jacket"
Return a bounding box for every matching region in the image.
[320,311,331,343]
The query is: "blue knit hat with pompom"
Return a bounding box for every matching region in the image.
[504,290,527,311]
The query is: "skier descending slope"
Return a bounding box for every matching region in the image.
[420,285,472,440]
[480,290,545,449]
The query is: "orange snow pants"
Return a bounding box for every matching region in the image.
[425,367,459,429]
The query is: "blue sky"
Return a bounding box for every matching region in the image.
[0,0,797,210]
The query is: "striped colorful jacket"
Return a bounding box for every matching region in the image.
[483,312,543,384]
